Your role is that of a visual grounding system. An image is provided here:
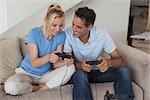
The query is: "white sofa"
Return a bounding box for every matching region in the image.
[0,36,149,100]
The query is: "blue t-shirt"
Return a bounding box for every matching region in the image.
[64,26,116,61]
[21,27,66,76]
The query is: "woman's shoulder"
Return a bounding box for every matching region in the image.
[28,27,42,36]
[57,31,65,37]
[29,27,41,33]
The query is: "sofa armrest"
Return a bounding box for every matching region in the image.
[117,43,150,100]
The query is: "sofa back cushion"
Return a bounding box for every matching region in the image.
[0,37,23,84]
[19,37,27,57]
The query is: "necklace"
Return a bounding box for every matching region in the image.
[40,26,54,54]
[47,34,54,40]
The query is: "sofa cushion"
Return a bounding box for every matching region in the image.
[0,37,23,84]
[19,37,27,57]
[0,82,143,100]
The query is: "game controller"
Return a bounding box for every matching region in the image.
[86,60,102,70]
[86,60,102,65]
[104,90,116,100]
[55,52,72,60]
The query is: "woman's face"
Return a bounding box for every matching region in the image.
[46,17,64,35]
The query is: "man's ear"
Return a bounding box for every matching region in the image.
[87,24,93,30]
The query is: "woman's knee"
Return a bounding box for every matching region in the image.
[4,73,29,95]
[4,79,20,95]
[67,64,75,74]
[61,65,76,84]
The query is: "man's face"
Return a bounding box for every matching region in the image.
[72,16,89,38]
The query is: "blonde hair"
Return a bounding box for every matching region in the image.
[44,3,64,27]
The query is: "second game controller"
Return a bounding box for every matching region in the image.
[86,60,102,70]
[55,52,72,60]
[86,60,102,65]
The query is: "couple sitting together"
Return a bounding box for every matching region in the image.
[4,3,134,100]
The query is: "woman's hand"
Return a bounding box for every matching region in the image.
[64,58,74,66]
[49,53,59,63]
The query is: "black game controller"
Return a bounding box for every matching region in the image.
[104,90,116,100]
[86,60,102,65]
[86,60,102,70]
[55,52,72,60]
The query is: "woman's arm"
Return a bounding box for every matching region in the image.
[28,43,50,68]
[53,45,65,68]
[53,45,74,68]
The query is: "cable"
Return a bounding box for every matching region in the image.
[59,59,69,100]
[54,52,72,100]
[93,68,98,100]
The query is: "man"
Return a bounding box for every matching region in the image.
[64,7,134,100]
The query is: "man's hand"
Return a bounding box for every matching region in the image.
[49,53,60,63]
[81,60,92,72]
[97,56,111,73]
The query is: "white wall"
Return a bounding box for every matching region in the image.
[3,0,131,44]
[0,0,7,34]
[4,0,82,37]
[65,0,131,44]
[7,1,48,29]
[7,0,82,30]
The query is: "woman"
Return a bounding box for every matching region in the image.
[4,3,75,95]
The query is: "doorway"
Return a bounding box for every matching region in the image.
[127,0,149,45]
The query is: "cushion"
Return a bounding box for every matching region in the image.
[0,82,143,100]
[19,37,27,57]
[0,37,23,83]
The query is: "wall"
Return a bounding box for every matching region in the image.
[7,1,48,29]
[0,0,7,34]
[4,0,82,37]
[65,0,131,44]
[7,0,82,30]
[3,0,131,44]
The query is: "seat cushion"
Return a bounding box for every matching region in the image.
[0,37,23,84]
[91,82,143,100]
[0,82,143,100]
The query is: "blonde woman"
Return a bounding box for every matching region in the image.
[4,3,75,95]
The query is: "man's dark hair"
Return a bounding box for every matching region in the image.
[75,7,96,27]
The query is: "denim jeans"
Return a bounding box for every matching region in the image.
[69,67,134,100]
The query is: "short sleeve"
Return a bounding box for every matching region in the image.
[104,33,116,54]
[63,31,72,53]
[58,31,66,46]
[26,29,37,44]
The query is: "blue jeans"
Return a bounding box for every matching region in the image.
[70,67,134,100]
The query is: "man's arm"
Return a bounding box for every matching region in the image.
[107,49,123,68]
[97,49,123,73]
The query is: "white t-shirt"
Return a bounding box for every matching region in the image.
[64,26,116,61]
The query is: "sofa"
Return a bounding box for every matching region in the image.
[0,36,150,100]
